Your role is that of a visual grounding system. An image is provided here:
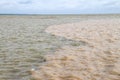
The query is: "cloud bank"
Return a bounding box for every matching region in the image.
[0,0,120,14]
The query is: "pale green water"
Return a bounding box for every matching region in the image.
[0,15,120,80]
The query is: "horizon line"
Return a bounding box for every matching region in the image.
[0,13,120,15]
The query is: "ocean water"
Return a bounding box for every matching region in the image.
[0,14,120,80]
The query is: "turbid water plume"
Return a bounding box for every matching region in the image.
[31,18,120,80]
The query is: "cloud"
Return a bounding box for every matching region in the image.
[0,0,120,14]
[18,0,32,4]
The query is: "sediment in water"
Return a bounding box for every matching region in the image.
[31,19,120,80]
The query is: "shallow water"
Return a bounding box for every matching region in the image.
[0,15,120,80]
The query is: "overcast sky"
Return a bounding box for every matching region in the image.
[0,0,120,14]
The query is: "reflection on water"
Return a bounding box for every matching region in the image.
[0,15,119,80]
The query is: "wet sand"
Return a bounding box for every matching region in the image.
[31,18,120,80]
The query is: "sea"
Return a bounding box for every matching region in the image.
[0,14,120,80]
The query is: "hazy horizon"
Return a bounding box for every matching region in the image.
[0,0,120,14]
[0,13,120,15]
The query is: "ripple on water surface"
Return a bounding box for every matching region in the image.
[0,15,89,80]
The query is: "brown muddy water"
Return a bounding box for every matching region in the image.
[0,15,120,80]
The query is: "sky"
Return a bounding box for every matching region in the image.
[0,0,120,14]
